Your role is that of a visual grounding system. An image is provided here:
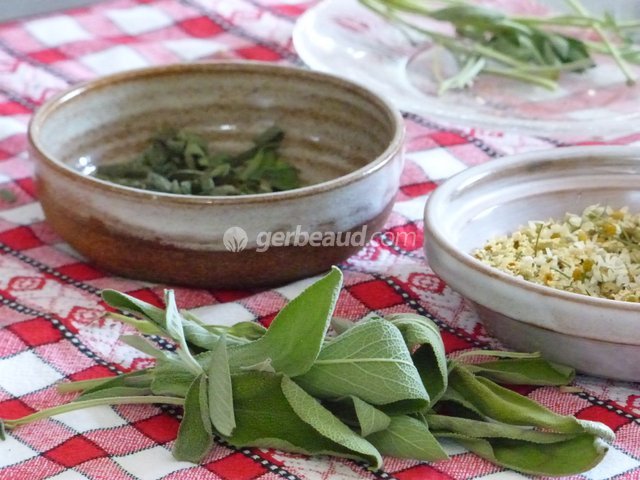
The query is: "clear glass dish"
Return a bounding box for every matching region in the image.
[293,0,640,138]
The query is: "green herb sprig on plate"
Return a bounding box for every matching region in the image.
[0,267,614,475]
[360,0,640,93]
[94,126,300,195]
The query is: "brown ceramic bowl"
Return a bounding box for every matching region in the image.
[28,62,404,288]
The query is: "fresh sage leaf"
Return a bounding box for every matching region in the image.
[428,414,579,443]
[297,318,429,414]
[449,365,614,441]
[325,396,390,437]
[202,321,266,343]
[353,396,391,437]
[150,359,196,398]
[120,335,168,360]
[239,358,276,373]
[436,388,485,420]
[437,432,609,476]
[228,267,342,377]
[173,375,213,463]
[367,415,448,462]
[227,371,381,467]
[386,313,448,406]
[164,290,204,375]
[330,317,354,335]
[102,290,165,325]
[58,377,115,394]
[455,350,542,360]
[466,357,575,386]
[78,386,153,402]
[281,377,382,468]
[76,370,152,401]
[108,313,164,335]
[208,336,235,437]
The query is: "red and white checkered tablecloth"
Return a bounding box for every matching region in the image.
[1,1,640,479]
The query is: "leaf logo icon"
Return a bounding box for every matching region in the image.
[223,226,248,252]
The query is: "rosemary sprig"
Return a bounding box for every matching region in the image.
[360,0,639,93]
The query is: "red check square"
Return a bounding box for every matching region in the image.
[179,16,223,37]
[205,452,268,480]
[134,414,180,444]
[8,318,62,347]
[44,436,108,467]
[349,280,405,310]
[576,404,632,431]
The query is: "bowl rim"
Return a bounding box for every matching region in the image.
[28,61,405,205]
[424,145,640,313]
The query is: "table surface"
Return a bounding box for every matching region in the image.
[0,1,639,479]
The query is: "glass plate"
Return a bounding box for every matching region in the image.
[292,0,640,138]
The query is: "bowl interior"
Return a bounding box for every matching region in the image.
[432,151,640,254]
[33,64,397,189]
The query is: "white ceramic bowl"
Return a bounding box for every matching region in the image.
[424,146,640,381]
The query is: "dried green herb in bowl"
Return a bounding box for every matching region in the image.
[94,126,300,195]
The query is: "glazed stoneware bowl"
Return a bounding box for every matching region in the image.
[424,146,640,381]
[29,62,404,288]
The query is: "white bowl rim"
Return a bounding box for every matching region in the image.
[28,61,405,206]
[425,145,640,313]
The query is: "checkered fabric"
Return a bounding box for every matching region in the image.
[0,0,640,479]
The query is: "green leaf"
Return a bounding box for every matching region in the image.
[325,396,390,437]
[228,267,342,377]
[227,372,381,467]
[150,359,196,397]
[367,415,448,462]
[202,321,267,342]
[330,317,354,335]
[208,336,235,437]
[281,377,382,468]
[428,414,578,442]
[104,290,221,351]
[101,290,165,325]
[164,290,203,375]
[107,313,164,335]
[353,397,391,437]
[180,320,222,350]
[456,350,542,360]
[466,358,575,386]
[119,335,168,360]
[438,432,608,476]
[386,313,448,406]
[76,370,152,401]
[173,375,213,463]
[436,388,484,420]
[297,318,429,414]
[430,5,505,24]
[0,419,6,441]
[3,396,185,431]
[449,365,614,441]
[78,386,153,401]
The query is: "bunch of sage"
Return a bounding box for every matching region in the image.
[0,267,614,475]
[94,126,300,195]
[360,0,640,93]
